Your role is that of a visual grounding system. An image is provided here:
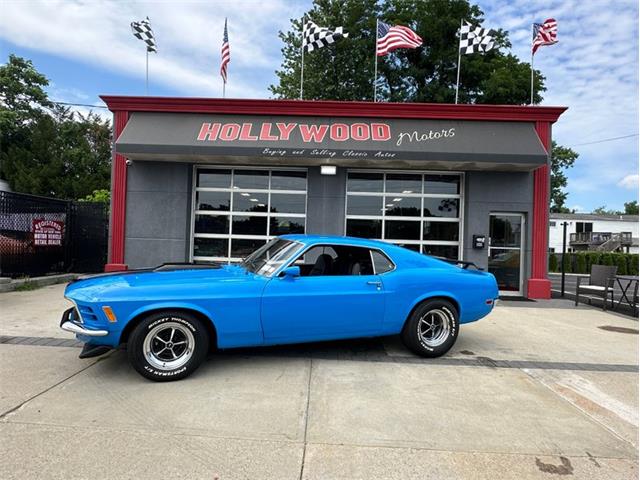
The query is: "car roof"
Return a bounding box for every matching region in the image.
[281,234,391,249]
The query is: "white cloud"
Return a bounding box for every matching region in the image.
[617,174,639,189]
[0,0,305,98]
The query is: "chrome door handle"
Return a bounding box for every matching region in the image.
[367,281,382,289]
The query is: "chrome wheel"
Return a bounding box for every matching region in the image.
[143,321,195,371]
[418,309,451,347]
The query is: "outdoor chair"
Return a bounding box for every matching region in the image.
[575,265,618,311]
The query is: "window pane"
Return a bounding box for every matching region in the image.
[233,170,269,189]
[396,243,420,252]
[347,195,383,215]
[270,217,305,235]
[232,239,266,258]
[490,215,522,247]
[270,193,306,214]
[386,173,421,194]
[233,192,268,212]
[346,219,382,239]
[371,250,394,273]
[385,220,420,240]
[197,191,230,211]
[423,221,459,241]
[195,215,229,234]
[385,196,421,217]
[197,169,231,188]
[424,175,460,195]
[347,172,383,192]
[194,238,228,257]
[423,198,459,218]
[232,216,267,235]
[271,171,306,191]
[423,244,459,260]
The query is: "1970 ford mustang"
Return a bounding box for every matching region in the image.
[61,235,498,381]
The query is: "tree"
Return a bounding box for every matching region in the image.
[270,0,546,104]
[0,55,111,200]
[592,206,619,215]
[550,142,579,213]
[624,200,638,215]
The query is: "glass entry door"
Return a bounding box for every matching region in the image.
[488,213,525,296]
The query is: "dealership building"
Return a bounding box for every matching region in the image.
[101,96,565,298]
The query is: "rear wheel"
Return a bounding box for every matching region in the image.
[127,311,209,381]
[402,299,459,357]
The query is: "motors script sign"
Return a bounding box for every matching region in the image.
[32,219,64,247]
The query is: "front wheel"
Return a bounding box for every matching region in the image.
[127,311,209,381]
[401,299,459,357]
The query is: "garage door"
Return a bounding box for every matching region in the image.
[345,171,462,259]
[191,167,307,262]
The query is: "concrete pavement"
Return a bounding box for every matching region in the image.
[0,283,638,479]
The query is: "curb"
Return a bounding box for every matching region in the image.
[0,273,80,293]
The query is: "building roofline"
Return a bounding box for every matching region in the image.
[550,212,639,222]
[99,95,567,123]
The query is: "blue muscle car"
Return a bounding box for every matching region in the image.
[61,235,499,381]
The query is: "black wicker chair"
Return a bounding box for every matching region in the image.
[575,265,618,311]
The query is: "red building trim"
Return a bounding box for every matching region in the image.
[101,96,566,287]
[104,110,129,272]
[528,121,553,299]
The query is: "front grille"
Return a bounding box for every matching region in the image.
[77,304,98,323]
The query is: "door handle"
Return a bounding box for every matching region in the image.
[367,281,382,289]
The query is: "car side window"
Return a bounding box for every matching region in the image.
[371,250,394,274]
[292,245,374,277]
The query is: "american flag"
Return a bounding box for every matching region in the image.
[532,18,558,55]
[377,21,422,56]
[220,18,230,83]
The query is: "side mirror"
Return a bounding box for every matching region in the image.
[281,266,300,279]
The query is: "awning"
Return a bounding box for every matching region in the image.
[115,112,549,171]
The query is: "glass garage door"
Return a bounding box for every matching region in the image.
[345,171,462,259]
[192,167,307,262]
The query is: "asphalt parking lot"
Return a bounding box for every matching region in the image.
[1,284,638,479]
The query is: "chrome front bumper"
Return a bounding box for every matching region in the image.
[60,307,108,337]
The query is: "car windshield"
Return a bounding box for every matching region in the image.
[241,238,301,276]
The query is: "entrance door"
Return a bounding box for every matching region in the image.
[488,213,525,296]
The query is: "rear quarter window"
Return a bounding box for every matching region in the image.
[371,250,395,274]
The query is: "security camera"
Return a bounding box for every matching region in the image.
[125,159,133,166]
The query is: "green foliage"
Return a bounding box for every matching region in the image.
[270,0,545,104]
[562,253,572,273]
[586,252,601,271]
[548,253,558,272]
[549,142,578,213]
[0,55,111,200]
[575,254,587,274]
[600,253,613,266]
[79,188,110,203]
[624,200,638,215]
[628,254,639,276]
[613,254,628,275]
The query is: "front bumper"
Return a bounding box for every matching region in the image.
[60,307,109,337]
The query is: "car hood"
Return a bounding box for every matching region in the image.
[65,264,253,301]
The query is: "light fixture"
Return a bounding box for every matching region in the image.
[402,190,413,194]
[250,198,258,202]
[241,192,250,197]
[320,165,337,175]
[386,204,393,207]
[393,198,402,202]
[102,306,117,323]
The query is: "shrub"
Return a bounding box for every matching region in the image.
[562,253,572,273]
[628,254,639,276]
[575,254,587,274]
[549,254,558,272]
[586,252,601,271]
[600,253,614,266]
[613,254,628,275]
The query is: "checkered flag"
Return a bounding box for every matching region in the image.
[303,20,348,53]
[131,17,157,53]
[459,21,495,55]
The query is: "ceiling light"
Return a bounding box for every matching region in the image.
[250,198,258,202]
[393,198,402,202]
[320,165,337,175]
[241,193,250,197]
[402,190,413,194]
[386,204,393,207]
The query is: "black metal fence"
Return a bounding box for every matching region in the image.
[0,191,108,278]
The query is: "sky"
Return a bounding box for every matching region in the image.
[0,0,638,213]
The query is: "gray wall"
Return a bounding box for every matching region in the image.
[124,161,192,268]
[463,171,534,294]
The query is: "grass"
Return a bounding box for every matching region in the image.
[14,279,40,292]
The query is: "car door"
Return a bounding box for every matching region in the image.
[260,244,386,343]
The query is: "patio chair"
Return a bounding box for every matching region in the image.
[575,265,618,311]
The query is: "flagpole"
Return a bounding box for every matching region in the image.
[300,15,305,100]
[145,49,149,95]
[530,24,535,105]
[373,19,379,102]
[223,81,226,99]
[454,19,462,104]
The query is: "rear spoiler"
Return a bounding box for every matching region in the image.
[431,256,484,271]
